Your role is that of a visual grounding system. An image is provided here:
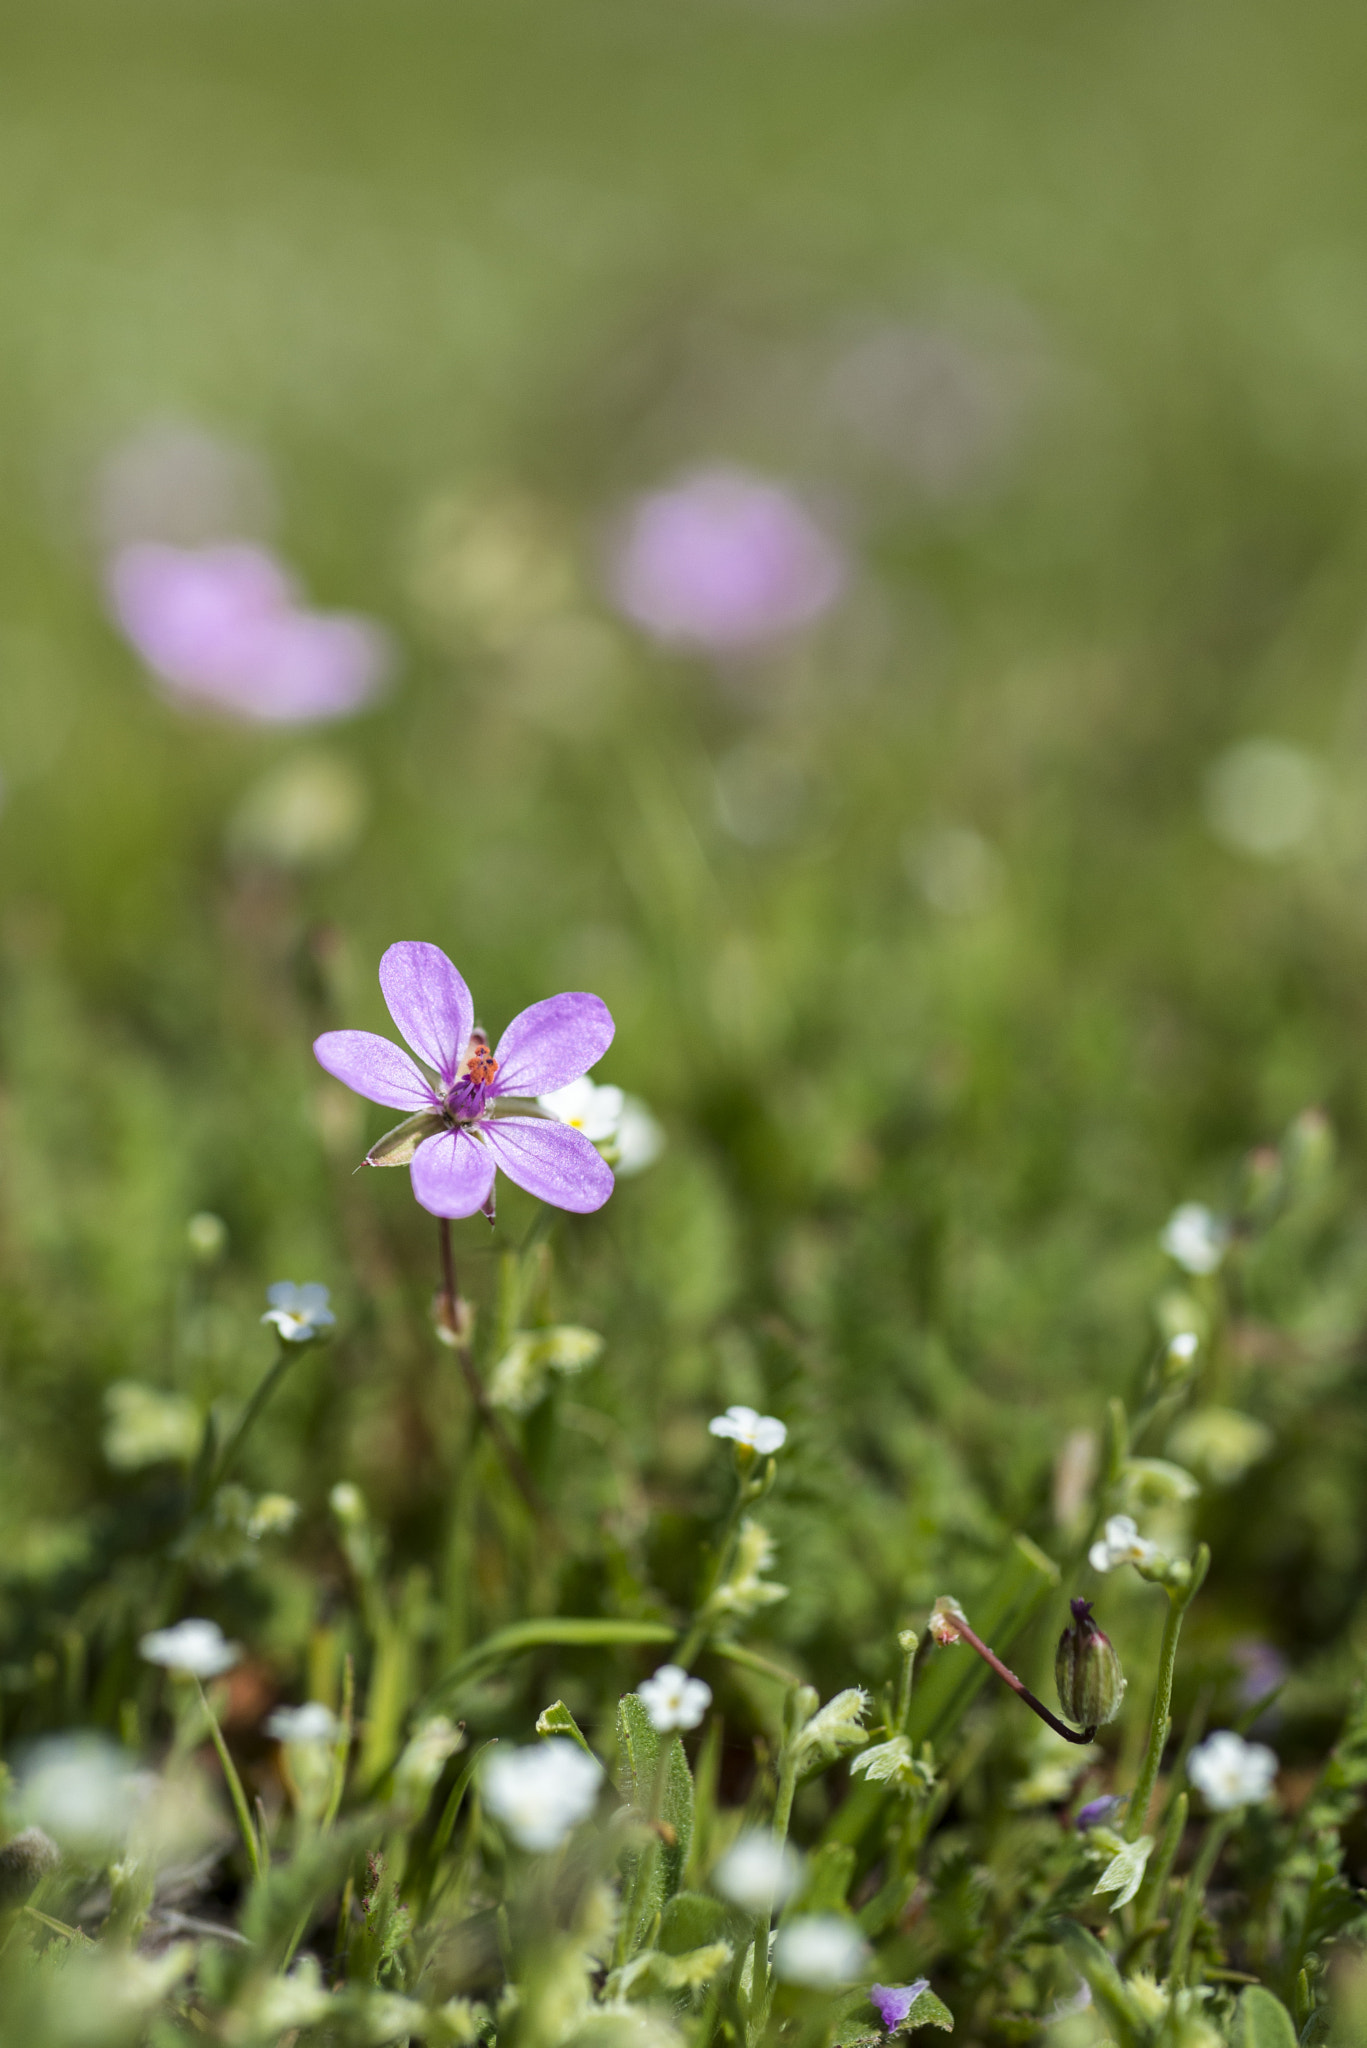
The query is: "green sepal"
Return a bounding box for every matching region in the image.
[535,1699,596,1758]
[367,1111,446,1167]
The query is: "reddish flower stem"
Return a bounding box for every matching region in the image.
[949,1613,1096,1745]
[437,1217,548,1524]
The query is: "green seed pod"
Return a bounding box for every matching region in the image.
[1055,1599,1125,1728]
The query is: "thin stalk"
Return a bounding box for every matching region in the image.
[194,1678,262,1882]
[1127,1549,1209,1843]
[437,1218,547,1522]
[946,1615,1096,1745]
[208,1344,296,1498]
[675,1470,754,1669]
[1168,1812,1236,1984]
[749,1722,800,2045]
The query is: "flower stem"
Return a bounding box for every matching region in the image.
[947,1614,1096,1745]
[1167,1810,1235,1984]
[748,1701,801,2045]
[437,1218,547,1523]
[194,1678,262,1882]
[1126,1547,1209,1843]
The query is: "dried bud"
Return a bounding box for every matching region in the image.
[928,1597,966,1646]
[1055,1599,1125,1729]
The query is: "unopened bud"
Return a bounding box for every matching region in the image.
[0,1826,60,1908]
[1055,1599,1125,1729]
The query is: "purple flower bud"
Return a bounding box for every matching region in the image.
[871,1982,931,2031]
[607,469,846,653]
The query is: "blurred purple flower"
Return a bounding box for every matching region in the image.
[1074,1793,1125,1830]
[607,468,846,653]
[871,1983,930,2031]
[1230,1638,1289,1722]
[314,941,616,1220]
[107,542,390,725]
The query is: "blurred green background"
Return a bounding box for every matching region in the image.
[4,0,1367,1765]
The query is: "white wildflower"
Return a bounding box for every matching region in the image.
[266,1702,340,1746]
[1160,1204,1230,1277]
[538,1077,665,1176]
[1088,1515,1162,1576]
[1168,1331,1199,1364]
[706,1518,788,1619]
[713,1832,802,1912]
[482,1739,603,1851]
[708,1405,787,1455]
[1188,1730,1278,1812]
[261,1280,335,1344]
[16,1736,147,1857]
[637,1665,712,1732]
[773,1914,869,1987]
[139,1617,239,1678]
[928,1596,967,1644]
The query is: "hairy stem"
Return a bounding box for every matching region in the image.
[1168,1811,1235,1984]
[1127,1548,1209,1843]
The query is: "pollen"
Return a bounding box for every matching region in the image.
[462,1040,499,1086]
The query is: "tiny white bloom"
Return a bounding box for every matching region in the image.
[262,1281,336,1344]
[1088,1515,1162,1576]
[139,1617,240,1678]
[709,1405,787,1455]
[713,1832,802,1912]
[637,1664,712,1732]
[773,1913,869,1987]
[1160,1204,1230,1277]
[539,1076,626,1143]
[538,1077,664,1176]
[266,1702,341,1746]
[1188,1730,1278,1812]
[482,1738,603,1852]
[17,1735,148,1856]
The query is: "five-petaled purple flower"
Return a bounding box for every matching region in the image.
[870,1983,930,2032]
[107,541,389,725]
[314,942,616,1220]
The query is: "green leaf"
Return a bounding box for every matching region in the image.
[615,1690,660,1806]
[660,1730,695,1901]
[535,1700,595,1757]
[1094,1836,1153,1911]
[1236,1988,1299,2048]
[424,1618,676,1712]
[902,1990,955,2034]
[659,1891,729,1955]
[612,1942,733,1998]
[792,1843,856,1916]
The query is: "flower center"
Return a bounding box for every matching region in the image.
[444,1036,499,1122]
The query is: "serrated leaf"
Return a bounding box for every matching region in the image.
[1236,1988,1298,2048]
[366,1110,447,1167]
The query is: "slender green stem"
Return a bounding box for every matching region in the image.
[676,1472,752,1669]
[1127,1549,1208,1843]
[208,1345,296,1499]
[437,1218,547,1522]
[748,1730,800,2045]
[194,1678,262,1882]
[1168,1812,1236,1984]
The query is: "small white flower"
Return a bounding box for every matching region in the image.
[708,1405,787,1455]
[713,1832,802,1912]
[1188,1730,1278,1812]
[262,1281,335,1344]
[539,1077,664,1176]
[1088,1515,1162,1576]
[482,1738,603,1852]
[139,1617,240,1678]
[266,1702,340,1746]
[16,1735,148,1856]
[1168,1331,1199,1364]
[637,1664,712,1732]
[1160,1204,1230,1277]
[329,1480,365,1523]
[773,1913,869,1987]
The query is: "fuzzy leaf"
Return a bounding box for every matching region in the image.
[616,1690,660,1807]
[1236,1989,1299,2048]
[613,1941,733,1997]
[901,1990,954,2034]
[659,1891,729,1955]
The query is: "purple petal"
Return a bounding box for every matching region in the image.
[493,993,615,1097]
[379,942,473,1085]
[313,1030,437,1113]
[871,1984,929,2032]
[409,1127,496,1218]
[482,1117,615,1213]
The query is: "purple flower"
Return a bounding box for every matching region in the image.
[607,468,846,653]
[1074,1793,1125,1830]
[314,942,616,1220]
[870,1982,930,2031]
[107,542,389,725]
